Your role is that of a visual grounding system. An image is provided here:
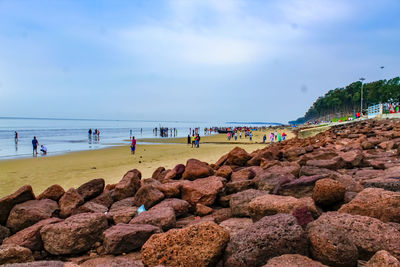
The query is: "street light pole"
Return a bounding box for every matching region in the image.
[360,77,366,116]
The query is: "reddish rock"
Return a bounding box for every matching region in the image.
[40,213,108,255]
[77,178,105,200]
[339,150,363,168]
[134,185,164,209]
[3,218,62,251]
[89,190,113,208]
[73,202,108,215]
[58,188,84,218]
[151,166,166,181]
[80,252,143,267]
[283,147,307,161]
[256,172,295,193]
[362,141,376,150]
[363,177,400,192]
[263,254,328,267]
[224,214,308,267]
[219,218,253,237]
[364,250,400,267]
[339,188,400,223]
[175,215,215,229]
[231,168,256,182]
[151,198,190,217]
[3,261,79,266]
[292,206,314,228]
[215,153,228,167]
[0,185,35,225]
[110,207,138,224]
[226,180,255,194]
[226,147,251,166]
[129,207,175,231]
[142,222,229,267]
[264,162,301,177]
[37,185,65,201]
[103,223,161,255]
[306,157,343,170]
[279,174,328,198]
[307,212,400,266]
[181,159,214,180]
[155,181,182,198]
[312,178,346,206]
[109,197,135,211]
[164,164,185,180]
[0,244,34,265]
[208,208,232,224]
[141,178,161,187]
[215,165,232,179]
[6,199,59,233]
[181,176,226,206]
[230,189,268,217]
[195,204,213,216]
[112,169,142,201]
[0,226,10,245]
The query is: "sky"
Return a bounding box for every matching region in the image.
[0,0,399,124]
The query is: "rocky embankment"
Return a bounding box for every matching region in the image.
[1,119,400,267]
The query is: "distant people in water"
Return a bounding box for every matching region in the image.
[32,136,39,156]
[131,136,136,154]
[15,131,18,143]
[88,129,92,136]
[130,129,132,139]
[40,144,47,155]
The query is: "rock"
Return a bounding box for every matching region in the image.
[255,172,295,193]
[175,215,215,229]
[73,202,108,215]
[164,164,185,180]
[142,222,229,267]
[2,261,79,266]
[225,147,251,166]
[362,141,375,150]
[6,199,59,233]
[37,185,65,201]
[231,168,256,182]
[103,223,161,255]
[89,190,113,208]
[292,206,314,228]
[58,188,84,218]
[150,198,190,217]
[248,195,319,221]
[129,207,175,231]
[312,178,346,206]
[3,218,62,251]
[224,214,308,267]
[264,162,301,177]
[279,174,327,198]
[112,169,142,201]
[110,197,135,211]
[263,254,328,267]
[0,226,10,245]
[134,185,164,209]
[0,244,34,265]
[195,204,213,216]
[364,177,400,192]
[181,176,225,206]
[0,185,35,225]
[230,189,268,217]
[226,180,255,194]
[208,208,232,224]
[340,150,363,168]
[40,213,108,255]
[181,159,214,180]
[110,207,138,224]
[141,178,161,187]
[307,212,400,265]
[152,166,167,182]
[77,178,105,200]
[80,252,144,267]
[306,157,343,170]
[215,165,232,179]
[364,250,400,267]
[339,188,400,223]
[215,153,228,167]
[155,182,181,198]
[219,218,253,237]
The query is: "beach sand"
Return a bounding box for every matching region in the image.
[0,128,294,197]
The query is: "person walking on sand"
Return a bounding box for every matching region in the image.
[239,131,242,139]
[131,136,136,154]
[249,132,253,141]
[32,136,39,156]
[234,132,237,141]
[196,134,200,148]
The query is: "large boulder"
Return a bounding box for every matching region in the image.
[181,159,214,180]
[37,185,65,201]
[3,218,62,251]
[181,176,225,206]
[215,165,232,179]
[363,177,400,192]
[112,169,142,201]
[263,254,328,267]
[224,214,308,267]
[312,178,346,206]
[339,188,400,223]
[134,185,164,209]
[58,188,84,218]
[231,168,256,182]
[155,181,182,198]
[142,221,229,267]
[89,189,114,208]
[229,189,268,217]
[307,212,400,266]
[6,199,59,233]
[164,164,185,181]
[108,198,138,224]
[0,244,34,265]
[0,185,35,225]
[40,213,108,255]
[225,147,251,166]
[129,207,175,231]
[103,223,161,255]
[150,198,190,217]
[77,178,105,200]
[339,150,363,168]
[364,250,400,267]
[248,195,319,221]
[278,174,327,198]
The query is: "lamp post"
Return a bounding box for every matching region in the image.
[360,77,365,116]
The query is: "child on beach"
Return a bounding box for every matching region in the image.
[40,144,47,155]
[282,132,287,141]
[270,133,274,143]
[131,136,136,154]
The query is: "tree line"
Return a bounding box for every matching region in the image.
[290,76,400,124]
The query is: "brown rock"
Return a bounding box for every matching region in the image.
[292,206,314,228]
[230,189,268,217]
[195,204,213,216]
[151,166,166,181]
[263,254,328,267]
[73,202,108,215]
[37,185,65,201]
[77,178,105,200]
[0,226,10,245]
[219,218,253,237]
[58,188,84,218]
[109,197,135,211]
[340,150,363,168]
[2,261,79,266]
[112,169,142,201]
[306,157,343,170]
[215,153,228,167]
[279,174,327,198]
[142,222,229,267]
[141,178,161,187]
[312,178,346,206]
[215,165,232,179]
[264,162,301,177]
[225,147,251,166]
[163,164,185,180]
[151,198,190,217]
[208,208,232,223]
[134,185,164,209]
[231,168,256,182]
[155,181,182,198]
[40,213,108,255]
[226,180,255,194]
[363,177,400,192]
[110,207,138,224]
[3,218,62,251]
[175,215,215,229]
[181,159,214,180]
[364,250,400,267]
[80,252,144,267]
[224,214,308,267]
[181,176,225,206]
[6,199,59,233]
[0,185,35,225]
[339,188,400,223]
[103,223,161,255]
[0,244,34,265]
[129,207,175,231]
[89,190,113,208]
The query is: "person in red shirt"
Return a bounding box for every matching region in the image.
[131,136,136,154]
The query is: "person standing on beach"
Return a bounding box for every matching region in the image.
[282,132,287,141]
[278,133,282,142]
[131,136,136,154]
[263,134,267,143]
[234,132,237,141]
[196,134,200,148]
[187,134,191,145]
[270,133,274,143]
[191,135,196,148]
[249,132,253,141]
[15,131,18,143]
[32,136,39,156]
[130,129,132,139]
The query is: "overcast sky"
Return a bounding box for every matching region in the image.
[0,0,399,123]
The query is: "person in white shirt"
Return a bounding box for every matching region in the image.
[40,145,47,155]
